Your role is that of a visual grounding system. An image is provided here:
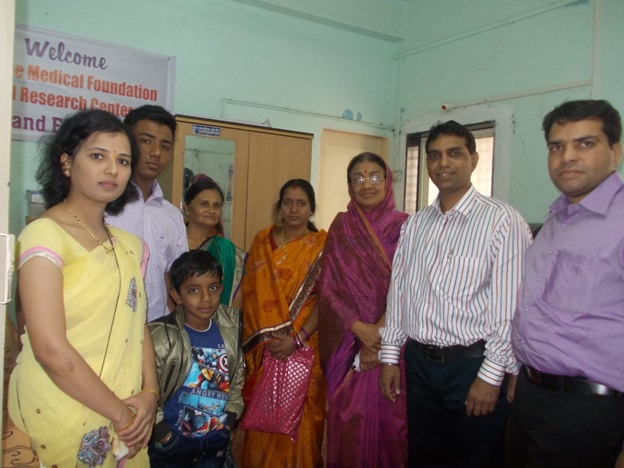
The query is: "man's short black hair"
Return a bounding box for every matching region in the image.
[124,104,176,137]
[426,120,476,154]
[542,100,622,146]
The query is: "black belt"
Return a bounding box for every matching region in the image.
[409,339,485,364]
[525,366,623,398]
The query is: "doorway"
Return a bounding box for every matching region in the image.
[317,130,388,230]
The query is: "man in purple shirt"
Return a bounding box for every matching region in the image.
[509,99,624,467]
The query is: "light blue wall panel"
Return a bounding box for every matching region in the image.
[10,0,398,234]
[11,0,624,228]
[396,0,623,223]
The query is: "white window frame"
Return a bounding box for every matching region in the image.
[395,104,514,212]
[404,123,495,213]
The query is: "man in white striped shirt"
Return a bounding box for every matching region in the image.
[380,120,531,467]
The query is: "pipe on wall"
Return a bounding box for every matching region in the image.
[221,98,395,131]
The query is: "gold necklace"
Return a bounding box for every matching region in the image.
[280,227,287,248]
[64,200,114,254]
[275,227,288,266]
[276,227,310,265]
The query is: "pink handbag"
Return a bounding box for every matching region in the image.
[240,346,314,442]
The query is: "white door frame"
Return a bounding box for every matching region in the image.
[1,0,16,433]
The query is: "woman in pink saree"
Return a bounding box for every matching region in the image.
[317,152,408,467]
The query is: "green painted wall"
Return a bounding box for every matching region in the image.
[10,0,398,235]
[396,0,624,223]
[10,0,624,232]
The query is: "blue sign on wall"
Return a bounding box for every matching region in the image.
[192,124,221,137]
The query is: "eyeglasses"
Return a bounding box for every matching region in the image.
[349,174,385,186]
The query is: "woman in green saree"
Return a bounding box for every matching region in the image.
[184,176,246,309]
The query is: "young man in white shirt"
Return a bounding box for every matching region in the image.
[107,105,188,322]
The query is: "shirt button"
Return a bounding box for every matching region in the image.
[36,408,41,414]
[537,277,543,282]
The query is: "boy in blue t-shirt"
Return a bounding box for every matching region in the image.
[148,250,244,467]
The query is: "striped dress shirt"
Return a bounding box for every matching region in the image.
[380,186,531,385]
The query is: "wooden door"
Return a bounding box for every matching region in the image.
[164,116,313,250]
[245,132,313,247]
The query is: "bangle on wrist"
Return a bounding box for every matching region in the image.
[299,327,310,341]
[141,387,160,403]
[293,332,304,349]
[117,406,137,432]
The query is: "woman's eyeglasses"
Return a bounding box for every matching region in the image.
[349,174,385,186]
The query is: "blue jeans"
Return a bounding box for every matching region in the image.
[148,429,230,468]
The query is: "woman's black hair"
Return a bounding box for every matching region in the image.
[346,152,387,182]
[36,109,139,214]
[184,178,225,205]
[273,179,318,232]
[184,177,225,234]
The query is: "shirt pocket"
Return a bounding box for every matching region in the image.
[433,255,485,303]
[541,250,595,314]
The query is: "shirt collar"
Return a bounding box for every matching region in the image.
[133,180,165,205]
[434,185,477,216]
[550,171,623,217]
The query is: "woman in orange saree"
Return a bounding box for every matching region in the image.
[241,179,326,467]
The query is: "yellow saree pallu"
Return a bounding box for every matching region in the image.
[9,220,148,467]
[241,226,326,468]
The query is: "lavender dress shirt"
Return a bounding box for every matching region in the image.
[512,171,624,392]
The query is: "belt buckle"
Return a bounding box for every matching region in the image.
[426,346,445,364]
[586,382,610,397]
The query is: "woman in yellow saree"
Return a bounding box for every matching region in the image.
[8,110,158,467]
[241,179,326,467]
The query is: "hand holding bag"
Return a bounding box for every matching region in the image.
[240,346,314,442]
[241,250,322,442]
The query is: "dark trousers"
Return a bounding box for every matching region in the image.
[506,367,624,468]
[405,341,510,468]
[148,429,230,468]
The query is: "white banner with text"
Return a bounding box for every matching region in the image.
[12,24,175,141]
